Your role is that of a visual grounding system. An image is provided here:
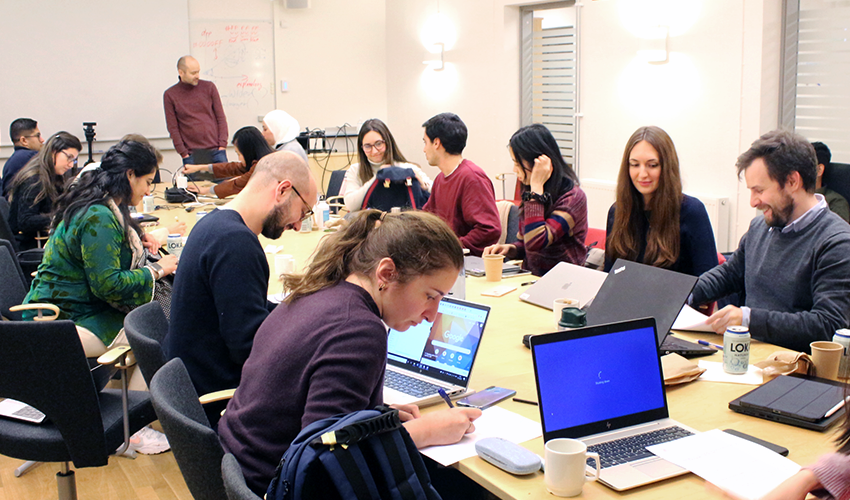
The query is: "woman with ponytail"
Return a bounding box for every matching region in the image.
[24,140,178,345]
[218,210,483,496]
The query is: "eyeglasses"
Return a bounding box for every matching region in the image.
[60,150,78,167]
[23,133,42,140]
[362,140,386,153]
[290,185,314,221]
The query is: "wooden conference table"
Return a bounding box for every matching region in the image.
[151,199,836,500]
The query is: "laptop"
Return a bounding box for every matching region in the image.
[383,297,490,407]
[464,255,529,278]
[530,318,699,491]
[519,261,607,310]
[0,398,46,424]
[586,259,714,358]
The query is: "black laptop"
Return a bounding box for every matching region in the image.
[585,259,714,358]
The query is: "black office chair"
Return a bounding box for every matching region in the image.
[0,239,28,321]
[0,197,44,280]
[123,301,170,387]
[505,203,519,245]
[0,320,156,500]
[150,358,229,500]
[823,162,850,206]
[222,453,263,500]
[325,169,348,214]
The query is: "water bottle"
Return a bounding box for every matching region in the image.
[315,196,330,230]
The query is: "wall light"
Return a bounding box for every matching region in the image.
[617,52,700,120]
[636,25,669,64]
[619,0,701,38]
[421,12,456,53]
[423,42,445,71]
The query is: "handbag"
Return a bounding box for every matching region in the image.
[146,251,174,320]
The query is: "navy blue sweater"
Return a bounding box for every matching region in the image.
[165,209,275,412]
[2,146,37,198]
[604,194,719,276]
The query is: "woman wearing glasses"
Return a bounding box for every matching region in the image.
[341,118,432,211]
[8,131,82,250]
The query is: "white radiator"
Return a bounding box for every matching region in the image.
[580,178,730,252]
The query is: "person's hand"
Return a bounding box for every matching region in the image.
[141,233,160,252]
[158,254,179,276]
[483,244,517,259]
[181,153,189,159]
[404,407,482,448]
[166,220,187,236]
[413,171,429,191]
[707,305,744,334]
[390,404,421,422]
[181,164,205,175]
[218,147,226,151]
[529,154,553,194]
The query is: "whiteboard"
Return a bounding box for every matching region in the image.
[0,0,189,143]
[189,21,276,138]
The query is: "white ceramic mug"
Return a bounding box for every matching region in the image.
[553,298,580,326]
[275,254,296,277]
[544,438,601,497]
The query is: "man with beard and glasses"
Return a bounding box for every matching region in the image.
[166,151,317,425]
[690,130,850,353]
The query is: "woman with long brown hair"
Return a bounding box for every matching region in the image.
[218,210,481,496]
[605,126,718,276]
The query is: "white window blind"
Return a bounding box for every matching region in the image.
[782,0,850,161]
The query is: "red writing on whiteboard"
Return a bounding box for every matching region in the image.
[200,29,212,38]
[236,76,263,91]
[193,39,223,49]
[225,25,260,43]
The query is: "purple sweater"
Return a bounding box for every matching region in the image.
[217,281,387,495]
[807,453,850,500]
[163,80,228,157]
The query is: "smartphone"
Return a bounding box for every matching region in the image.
[457,386,517,409]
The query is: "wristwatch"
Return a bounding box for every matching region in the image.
[521,191,551,205]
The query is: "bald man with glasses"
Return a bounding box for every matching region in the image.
[165,151,318,425]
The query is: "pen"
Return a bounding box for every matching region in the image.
[698,339,723,350]
[512,397,538,406]
[521,280,537,286]
[825,397,848,419]
[437,388,454,408]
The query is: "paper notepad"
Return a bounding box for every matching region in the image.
[647,429,801,500]
[672,305,713,332]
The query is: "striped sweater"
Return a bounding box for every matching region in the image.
[514,184,588,276]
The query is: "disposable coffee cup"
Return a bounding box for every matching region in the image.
[553,298,580,326]
[275,254,296,277]
[544,438,601,497]
[483,254,505,282]
[811,341,844,381]
[142,195,155,213]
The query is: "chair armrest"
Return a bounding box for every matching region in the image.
[8,303,59,321]
[199,388,236,405]
[97,345,135,368]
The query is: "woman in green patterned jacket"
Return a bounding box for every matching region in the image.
[24,140,178,345]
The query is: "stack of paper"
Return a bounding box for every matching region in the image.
[672,305,713,332]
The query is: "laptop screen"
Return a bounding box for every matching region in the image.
[531,318,669,441]
[386,297,490,387]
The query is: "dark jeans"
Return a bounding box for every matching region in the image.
[182,149,228,181]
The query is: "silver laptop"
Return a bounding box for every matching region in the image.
[0,398,46,424]
[519,261,607,310]
[383,297,490,407]
[531,318,698,491]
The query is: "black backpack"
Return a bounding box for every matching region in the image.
[266,406,441,500]
[361,167,429,212]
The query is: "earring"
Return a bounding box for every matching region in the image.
[378,282,386,292]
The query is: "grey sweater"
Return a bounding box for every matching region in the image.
[692,209,850,353]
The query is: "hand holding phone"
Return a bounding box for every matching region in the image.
[457,386,517,409]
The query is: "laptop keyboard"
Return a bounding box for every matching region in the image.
[586,426,694,469]
[384,370,443,398]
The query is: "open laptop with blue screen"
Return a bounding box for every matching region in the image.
[384,297,490,407]
[531,318,698,491]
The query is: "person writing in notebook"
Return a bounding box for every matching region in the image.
[217,210,481,496]
[691,130,850,353]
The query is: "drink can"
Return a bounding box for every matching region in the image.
[142,195,155,213]
[166,234,183,259]
[833,329,850,379]
[723,326,750,374]
[196,211,208,222]
[299,215,312,233]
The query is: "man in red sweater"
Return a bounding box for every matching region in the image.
[422,113,500,256]
[163,56,229,167]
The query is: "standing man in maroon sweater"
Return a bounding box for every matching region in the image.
[422,113,501,256]
[163,56,228,167]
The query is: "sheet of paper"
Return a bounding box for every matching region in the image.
[647,429,801,500]
[697,360,763,385]
[419,406,542,466]
[672,304,713,332]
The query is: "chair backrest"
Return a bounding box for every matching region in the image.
[823,162,850,206]
[326,169,348,215]
[222,453,263,500]
[0,239,27,320]
[0,320,109,467]
[505,203,519,244]
[0,198,19,252]
[585,227,606,250]
[150,358,227,500]
[123,302,169,387]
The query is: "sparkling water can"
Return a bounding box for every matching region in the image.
[166,234,183,259]
[833,329,850,378]
[723,326,750,374]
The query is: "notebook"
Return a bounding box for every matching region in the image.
[0,398,46,424]
[531,318,699,491]
[586,259,714,358]
[383,297,490,407]
[518,261,607,310]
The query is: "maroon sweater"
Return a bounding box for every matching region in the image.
[217,281,387,495]
[163,80,228,157]
[423,159,501,256]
